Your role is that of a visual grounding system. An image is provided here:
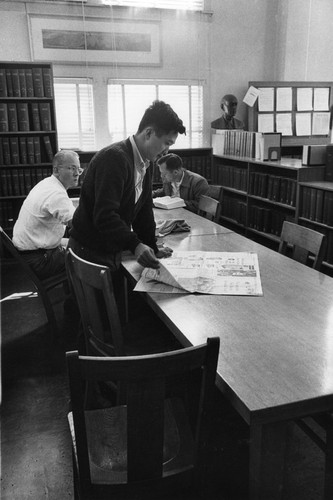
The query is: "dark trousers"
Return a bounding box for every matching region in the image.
[19,246,66,280]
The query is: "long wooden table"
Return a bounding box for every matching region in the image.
[122,209,333,499]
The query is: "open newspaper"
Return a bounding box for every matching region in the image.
[134,251,263,295]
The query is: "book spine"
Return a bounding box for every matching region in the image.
[0,68,7,97]
[9,137,20,165]
[19,137,27,164]
[11,168,20,195]
[18,68,27,98]
[11,68,20,97]
[5,70,13,97]
[39,103,52,131]
[42,67,53,97]
[43,136,54,162]
[315,189,324,223]
[17,103,30,131]
[0,138,3,165]
[2,138,11,165]
[7,103,18,132]
[0,103,9,132]
[25,69,34,97]
[32,67,44,97]
[30,102,41,131]
[26,137,35,165]
[18,168,25,195]
[33,137,41,164]
[24,168,32,194]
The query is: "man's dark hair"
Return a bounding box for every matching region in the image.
[138,100,186,136]
[157,153,183,171]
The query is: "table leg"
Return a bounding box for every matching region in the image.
[249,420,288,500]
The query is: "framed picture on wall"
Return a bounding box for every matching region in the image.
[28,15,161,66]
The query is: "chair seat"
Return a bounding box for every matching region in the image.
[68,398,194,485]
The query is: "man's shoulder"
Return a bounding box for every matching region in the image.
[93,138,133,164]
[184,169,207,182]
[211,117,224,129]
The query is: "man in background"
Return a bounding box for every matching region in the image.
[153,153,209,213]
[69,100,186,271]
[12,150,81,280]
[211,94,245,130]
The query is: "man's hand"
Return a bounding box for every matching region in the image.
[134,243,160,269]
[156,246,173,259]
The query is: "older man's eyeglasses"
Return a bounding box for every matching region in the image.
[61,165,84,175]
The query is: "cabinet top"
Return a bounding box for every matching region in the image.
[214,154,327,171]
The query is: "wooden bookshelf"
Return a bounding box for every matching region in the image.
[297,180,333,267]
[248,81,333,148]
[213,154,326,244]
[0,61,58,233]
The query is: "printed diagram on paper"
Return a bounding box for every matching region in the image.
[134,251,263,295]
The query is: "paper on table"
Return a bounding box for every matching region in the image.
[135,251,263,296]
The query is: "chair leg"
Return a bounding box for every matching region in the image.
[38,288,59,338]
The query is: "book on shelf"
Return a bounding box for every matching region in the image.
[0,138,3,165]
[26,137,35,164]
[323,191,333,226]
[0,68,7,97]
[16,102,30,131]
[18,68,27,98]
[7,103,18,132]
[11,169,20,196]
[0,103,9,132]
[315,189,324,223]
[25,68,34,97]
[302,145,326,166]
[18,168,25,195]
[2,138,11,165]
[33,137,41,164]
[11,68,20,97]
[32,67,44,97]
[153,196,186,210]
[5,170,13,196]
[255,132,281,161]
[24,169,32,193]
[309,188,317,220]
[9,137,20,165]
[43,136,54,162]
[19,137,27,164]
[5,69,13,97]
[42,67,53,97]
[39,103,52,131]
[30,102,41,131]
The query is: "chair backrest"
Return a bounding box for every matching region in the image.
[207,184,223,202]
[278,221,326,271]
[65,247,124,356]
[66,336,220,494]
[197,194,221,223]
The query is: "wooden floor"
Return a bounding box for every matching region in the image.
[1,259,326,500]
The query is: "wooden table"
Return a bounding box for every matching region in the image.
[154,207,232,236]
[122,213,333,499]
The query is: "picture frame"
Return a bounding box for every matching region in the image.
[28,15,161,66]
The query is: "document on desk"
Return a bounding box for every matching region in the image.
[134,251,263,295]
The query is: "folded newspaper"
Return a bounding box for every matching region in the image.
[135,251,263,295]
[155,219,191,237]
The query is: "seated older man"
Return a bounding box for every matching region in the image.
[153,153,209,213]
[12,150,82,279]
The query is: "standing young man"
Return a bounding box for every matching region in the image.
[69,100,186,271]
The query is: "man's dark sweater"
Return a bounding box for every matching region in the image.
[70,138,157,255]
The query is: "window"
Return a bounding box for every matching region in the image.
[101,0,204,11]
[108,81,203,148]
[54,78,96,151]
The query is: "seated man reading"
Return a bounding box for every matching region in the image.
[152,153,209,213]
[12,150,82,280]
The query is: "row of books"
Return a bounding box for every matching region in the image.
[212,130,281,161]
[0,136,54,166]
[222,195,247,226]
[215,164,247,192]
[0,200,15,229]
[0,67,53,98]
[0,167,52,197]
[300,187,333,226]
[248,205,287,236]
[249,173,297,207]
[0,102,53,132]
[152,155,212,184]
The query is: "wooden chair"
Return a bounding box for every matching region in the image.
[65,247,179,357]
[197,195,221,223]
[278,220,326,271]
[66,337,220,500]
[0,226,67,338]
[207,184,222,202]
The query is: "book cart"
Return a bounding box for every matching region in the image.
[0,61,58,235]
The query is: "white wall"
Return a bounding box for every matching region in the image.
[1,0,332,149]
